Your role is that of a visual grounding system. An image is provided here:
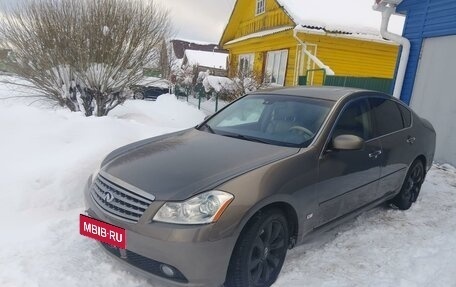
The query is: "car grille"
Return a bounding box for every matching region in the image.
[90,174,153,223]
[100,242,188,283]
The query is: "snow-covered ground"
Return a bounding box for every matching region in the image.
[1,77,456,287]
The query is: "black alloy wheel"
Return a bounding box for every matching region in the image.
[392,160,425,210]
[226,208,289,287]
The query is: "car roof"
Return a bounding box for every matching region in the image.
[249,86,379,102]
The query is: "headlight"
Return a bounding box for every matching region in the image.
[153,190,234,225]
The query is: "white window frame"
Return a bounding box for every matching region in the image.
[265,49,288,86]
[255,0,266,16]
[238,54,254,76]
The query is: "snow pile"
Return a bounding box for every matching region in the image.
[202,74,235,93]
[0,82,204,286]
[184,50,228,69]
[1,78,456,286]
[277,0,405,35]
[276,164,456,286]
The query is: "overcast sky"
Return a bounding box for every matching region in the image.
[0,0,405,44]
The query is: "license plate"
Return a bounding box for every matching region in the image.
[80,214,126,249]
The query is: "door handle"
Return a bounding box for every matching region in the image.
[369,150,382,159]
[406,136,416,145]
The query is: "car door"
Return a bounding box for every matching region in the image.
[316,98,382,227]
[369,97,414,197]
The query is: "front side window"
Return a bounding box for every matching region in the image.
[238,54,254,76]
[256,0,265,15]
[204,94,334,147]
[265,50,288,86]
[369,98,404,137]
[333,99,373,141]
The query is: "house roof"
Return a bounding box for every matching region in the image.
[170,39,227,60]
[183,50,229,70]
[225,26,294,45]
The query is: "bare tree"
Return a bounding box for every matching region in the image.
[0,0,170,116]
[230,69,270,100]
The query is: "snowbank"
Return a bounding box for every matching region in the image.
[0,85,204,286]
[202,74,235,93]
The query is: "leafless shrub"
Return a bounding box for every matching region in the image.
[0,0,170,116]
[175,65,197,95]
[230,69,270,100]
[195,69,270,102]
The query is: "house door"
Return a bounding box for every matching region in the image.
[410,35,456,166]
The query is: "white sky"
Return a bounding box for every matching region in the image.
[1,0,405,44]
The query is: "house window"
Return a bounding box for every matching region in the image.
[238,54,254,76]
[256,0,265,15]
[265,50,288,86]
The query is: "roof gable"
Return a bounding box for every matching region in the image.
[219,0,295,45]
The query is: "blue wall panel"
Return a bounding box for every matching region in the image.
[397,0,456,104]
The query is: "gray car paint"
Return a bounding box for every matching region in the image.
[102,128,299,201]
[84,87,436,287]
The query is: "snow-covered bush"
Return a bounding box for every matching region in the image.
[175,65,197,96]
[0,0,170,116]
[198,70,270,102]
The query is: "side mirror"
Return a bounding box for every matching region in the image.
[332,135,364,150]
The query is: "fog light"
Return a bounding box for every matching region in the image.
[160,264,175,277]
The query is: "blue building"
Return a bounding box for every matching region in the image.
[396,0,456,165]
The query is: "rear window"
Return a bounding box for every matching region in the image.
[397,103,412,128]
[370,98,404,137]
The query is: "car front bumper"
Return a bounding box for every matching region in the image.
[83,178,237,287]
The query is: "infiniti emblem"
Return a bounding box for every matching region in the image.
[103,191,115,203]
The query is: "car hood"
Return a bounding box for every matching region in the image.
[101,128,298,201]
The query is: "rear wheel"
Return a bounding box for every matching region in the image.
[391,159,425,210]
[133,91,145,100]
[225,208,289,287]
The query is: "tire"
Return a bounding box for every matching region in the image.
[225,208,289,287]
[391,159,425,210]
[133,91,145,100]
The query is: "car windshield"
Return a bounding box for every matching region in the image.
[201,94,334,147]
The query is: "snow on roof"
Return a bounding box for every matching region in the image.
[184,50,228,70]
[277,0,400,36]
[294,25,397,45]
[170,38,214,46]
[137,77,170,89]
[225,26,294,45]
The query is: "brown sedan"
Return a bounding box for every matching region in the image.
[83,87,436,287]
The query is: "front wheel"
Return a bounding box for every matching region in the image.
[225,209,289,287]
[391,159,425,210]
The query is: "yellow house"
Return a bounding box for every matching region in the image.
[220,0,399,89]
